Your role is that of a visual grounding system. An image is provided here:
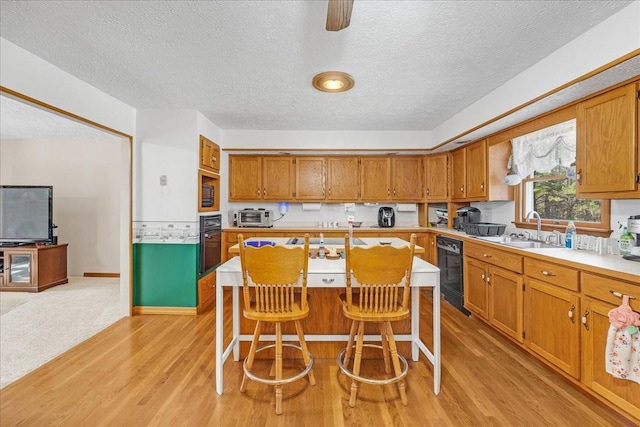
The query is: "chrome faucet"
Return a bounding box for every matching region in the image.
[545,230,563,246]
[525,210,542,241]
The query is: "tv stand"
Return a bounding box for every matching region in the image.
[0,244,68,292]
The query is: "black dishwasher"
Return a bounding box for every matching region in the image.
[436,236,470,316]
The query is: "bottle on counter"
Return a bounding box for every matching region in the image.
[318,233,325,259]
[347,215,354,249]
[565,221,576,249]
[618,227,635,255]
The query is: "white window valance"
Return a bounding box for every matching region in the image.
[509,119,576,179]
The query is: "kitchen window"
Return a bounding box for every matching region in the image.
[511,119,610,236]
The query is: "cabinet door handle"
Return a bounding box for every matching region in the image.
[387,189,390,196]
[460,185,464,193]
[426,188,430,196]
[328,188,331,196]
[483,253,492,258]
[481,272,486,282]
[541,270,556,277]
[576,169,582,184]
[486,274,491,284]
[257,189,261,196]
[480,182,484,190]
[581,310,590,330]
[322,278,335,284]
[568,304,575,323]
[263,188,266,197]
[393,188,396,196]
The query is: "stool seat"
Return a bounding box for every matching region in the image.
[337,234,416,407]
[238,233,316,415]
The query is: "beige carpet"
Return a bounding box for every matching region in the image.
[0,276,123,388]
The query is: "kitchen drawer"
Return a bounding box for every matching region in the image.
[307,273,346,288]
[582,272,640,311]
[524,258,579,292]
[465,242,523,273]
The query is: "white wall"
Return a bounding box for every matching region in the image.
[1,138,121,276]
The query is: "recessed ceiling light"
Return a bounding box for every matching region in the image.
[312,71,354,93]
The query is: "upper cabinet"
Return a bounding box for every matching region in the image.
[425,153,448,201]
[327,156,360,201]
[576,82,639,199]
[360,157,391,201]
[449,139,512,202]
[198,135,220,212]
[391,156,424,201]
[360,156,423,202]
[228,156,294,201]
[229,154,424,203]
[199,135,220,173]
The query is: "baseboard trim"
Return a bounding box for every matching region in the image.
[84,272,120,278]
[133,306,197,316]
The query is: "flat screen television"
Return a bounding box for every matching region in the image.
[0,185,53,246]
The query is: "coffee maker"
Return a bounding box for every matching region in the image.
[454,207,481,230]
[626,215,640,260]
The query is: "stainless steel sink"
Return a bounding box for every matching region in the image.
[475,235,564,249]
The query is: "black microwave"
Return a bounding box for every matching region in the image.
[201,184,214,208]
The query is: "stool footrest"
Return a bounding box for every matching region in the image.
[337,344,408,386]
[243,343,314,386]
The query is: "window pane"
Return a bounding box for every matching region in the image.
[532,176,601,222]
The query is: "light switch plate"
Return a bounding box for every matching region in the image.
[160,175,167,186]
[344,202,355,212]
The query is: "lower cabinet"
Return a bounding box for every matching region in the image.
[580,272,640,421]
[133,243,198,310]
[464,242,524,343]
[525,278,581,379]
[464,256,523,342]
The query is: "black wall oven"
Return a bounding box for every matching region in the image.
[436,235,470,316]
[199,214,222,275]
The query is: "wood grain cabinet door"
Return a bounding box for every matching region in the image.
[425,153,448,201]
[581,298,640,421]
[465,140,487,200]
[326,156,359,200]
[525,278,581,379]
[229,156,262,200]
[463,257,489,320]
[489,266,524,343]
[295,156,326,200]
[360,157,391,201]
[391,156,424,200]
[449,148,466,200]
[262,157,294,200]
[576,83,638,196]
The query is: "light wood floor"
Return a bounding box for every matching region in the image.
[0,291,633,426]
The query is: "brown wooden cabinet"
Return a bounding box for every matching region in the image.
[391,156,424,201]
[0,244,68,292]
[229,156,262,200]
[464,242,524,342]
[425,153,448,201]
[580,272,640,421]
[326,156,360,200]
[199,135,220,173]
[450,139,512,202]
[262,156,295,200]
[295,156,326,200]
[229,156,294,201]
[524,258,581,379]
[576,82,639,198]
[360,157,391,201]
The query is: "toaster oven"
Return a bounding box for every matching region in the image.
[236,209,274,228]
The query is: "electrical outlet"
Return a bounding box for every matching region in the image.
[160,175,167,186]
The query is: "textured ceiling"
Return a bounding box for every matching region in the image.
[0,0,634,132]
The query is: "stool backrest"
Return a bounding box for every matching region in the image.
[238,234,309,314]
[344,234,416,314]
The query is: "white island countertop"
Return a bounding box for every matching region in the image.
[227,236,425,255]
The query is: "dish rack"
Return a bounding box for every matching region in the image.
[463,223,507,236]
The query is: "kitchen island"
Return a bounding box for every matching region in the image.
[216,236,440,396]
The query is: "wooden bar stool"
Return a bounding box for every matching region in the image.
[238,234,316,415]
[337,234,416,407]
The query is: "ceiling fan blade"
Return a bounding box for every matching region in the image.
[326,0,353,31]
